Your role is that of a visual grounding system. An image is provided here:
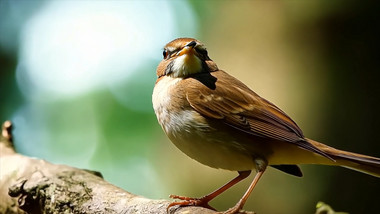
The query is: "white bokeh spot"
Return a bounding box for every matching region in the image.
[17,0,195,98]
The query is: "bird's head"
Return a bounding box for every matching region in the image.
[156,38,218,78]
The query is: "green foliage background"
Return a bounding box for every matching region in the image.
[1,1,379,213]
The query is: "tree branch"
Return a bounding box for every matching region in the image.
[0,120,216,214]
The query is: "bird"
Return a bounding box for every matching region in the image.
[152,37,380,214]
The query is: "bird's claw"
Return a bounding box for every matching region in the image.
[167,194,217,212]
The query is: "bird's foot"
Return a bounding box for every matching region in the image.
[167,194,217,212]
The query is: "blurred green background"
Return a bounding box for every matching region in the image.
[1,0,379,213]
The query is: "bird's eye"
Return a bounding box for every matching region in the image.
[163,49,168,59]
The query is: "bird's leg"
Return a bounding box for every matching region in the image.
[167,170,251,212]
[222,159,267,214]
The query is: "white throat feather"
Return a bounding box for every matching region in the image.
[169,54,203,78]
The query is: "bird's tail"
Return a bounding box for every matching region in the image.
[307,139,380,178]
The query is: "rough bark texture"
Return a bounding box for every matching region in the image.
[0,120,344,214]
[0,121,218,214]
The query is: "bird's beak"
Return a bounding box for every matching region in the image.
[177,41,197,56]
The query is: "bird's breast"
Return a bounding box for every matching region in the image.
[152,77,255,171]
[153,76,208,135]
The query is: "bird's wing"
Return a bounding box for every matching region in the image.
[185,70,330,158]
[186,70,304,142]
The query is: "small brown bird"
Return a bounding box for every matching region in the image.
[152,38,380,213]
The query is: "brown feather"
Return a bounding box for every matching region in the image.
[185,70,332,159]
[307,139,380,177]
